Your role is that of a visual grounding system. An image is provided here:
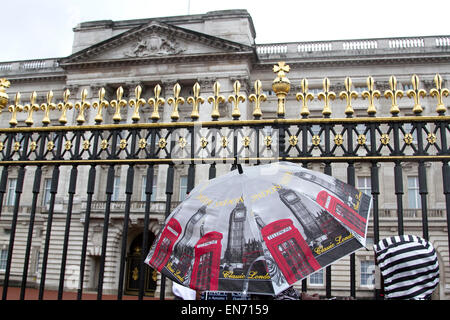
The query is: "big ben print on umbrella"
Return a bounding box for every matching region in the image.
[145,161,372,296]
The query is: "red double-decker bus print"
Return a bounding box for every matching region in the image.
[316,190,366,237]
[261,219,320,284]
[149,218,182,271]
[190,231,223,291]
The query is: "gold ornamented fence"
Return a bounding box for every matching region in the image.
[0,63,449,300]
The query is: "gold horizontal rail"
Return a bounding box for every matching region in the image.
[1,155,449,166]
[0,115,448,133]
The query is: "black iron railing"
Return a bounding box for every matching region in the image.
[0,68,449,300]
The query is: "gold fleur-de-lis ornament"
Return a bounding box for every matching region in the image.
[41,90,56,125]
[249,80,267,119]
[361,76,380,116]
[208,81,225,121]
[407,74,426,114]
[167,83,185,121]
[384,76,403,115]
[57,89,73,125]
[318,78,336,117]
[228,80,246,120]
[430,73,449,115]
[296,79,314,118]
[92,87,109,124]
[148,84,165,122]
[110,86,127,122]
[129,85,146,122]
[75,89,91,124]
[339,77,358,116]
[8,92,23,126]
[187,82,204,121]
[24,91,39,125]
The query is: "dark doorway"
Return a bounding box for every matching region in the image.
[124,232,157,296]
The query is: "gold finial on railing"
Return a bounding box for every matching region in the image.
[40,90,56,125]
[249,80,267,119]
[384,75,403,115]
[228,80,245,120]
[0,78,10,109]
[129,85,146,122]
[407,74,426,114]
[148,84,165,122]
[92,87,109,123]
[75,89,90,124]
[296,79,313,118]
[110,86,127,122]
[272,62,290,118]
[57,89,73,124]
[318,77,335,117]
[187,82,204,121]
[8,92,23,126]
[339,77,358,116]
[430,73,449,115]
[361,76,380,115]
[167,83,185,121]
[24,91,39,125]
[208,81,224,120]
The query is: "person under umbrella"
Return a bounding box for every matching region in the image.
[373,235,440,300]
[146,161,372,297]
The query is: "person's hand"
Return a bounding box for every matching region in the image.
[301,292,320,300]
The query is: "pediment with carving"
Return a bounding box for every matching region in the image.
[59,21,254,66]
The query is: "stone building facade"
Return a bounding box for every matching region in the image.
[0,9,449,299]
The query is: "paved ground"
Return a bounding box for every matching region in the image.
[0,286,159,300]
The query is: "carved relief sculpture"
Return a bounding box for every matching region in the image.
[125,35,185,57]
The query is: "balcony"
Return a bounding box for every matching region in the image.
[256,35,450,62]
[0,58,62,75]
[379,208,445,219]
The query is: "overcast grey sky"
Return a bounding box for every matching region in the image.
[2,0,450,62]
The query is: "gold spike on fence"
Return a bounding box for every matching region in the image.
[1,62,449,127]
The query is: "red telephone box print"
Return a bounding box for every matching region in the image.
[261,219,320,284]
[149,218,182,272]
[190,231,223,291]
[316,190,366,237]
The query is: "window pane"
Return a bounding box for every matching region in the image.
[43,178,52,206]
[407,176,421,209]
[357,176,371,195]
[6,178,17,206]
[112,176,120,201]
[179,176,188,202]
[309,269,324,285]
[360,260,375,287]
[0,249,8,271]
[141,176,157,201]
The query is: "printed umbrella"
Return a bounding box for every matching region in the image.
[145,161,372,295]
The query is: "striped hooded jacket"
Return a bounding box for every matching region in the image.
[373,235,439,300]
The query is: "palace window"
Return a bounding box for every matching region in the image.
[357,176,372,195]
[309,269,324,286]
[179,176,188,202]
[0,248,8,271]
[407,176,421,209]
[42,178,52,206]
[360,260,375,287]
[141,175,157,201]
[5,178,17,206]
[112,176,121,201]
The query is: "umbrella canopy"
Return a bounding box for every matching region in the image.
[145,161,372,295]
[373,235,439,300]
